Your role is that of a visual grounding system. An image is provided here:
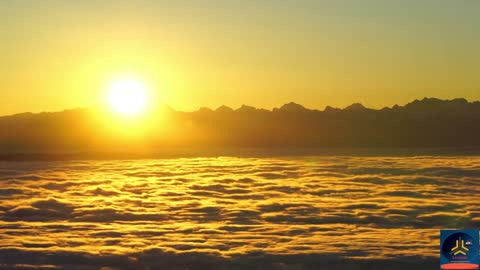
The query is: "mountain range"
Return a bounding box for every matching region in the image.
[1,97,480,155]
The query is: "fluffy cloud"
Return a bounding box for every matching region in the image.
[0,156,478,269]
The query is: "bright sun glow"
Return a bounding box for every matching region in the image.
[107,79,148,116]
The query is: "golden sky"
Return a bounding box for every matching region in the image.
[1,0,479,115]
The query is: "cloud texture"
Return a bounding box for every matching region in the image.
[1,156,479,269]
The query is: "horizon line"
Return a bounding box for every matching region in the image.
[1,96,478,117]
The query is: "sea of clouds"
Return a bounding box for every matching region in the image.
[1,156,479,269]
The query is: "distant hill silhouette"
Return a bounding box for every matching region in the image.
[1,97,480,154]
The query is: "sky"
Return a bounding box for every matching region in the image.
[1,0,479,115]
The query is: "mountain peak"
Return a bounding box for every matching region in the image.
[236,105,258,113]
[216,105,234,113]
[344,103,366,111]
[276,102,307,112]
[197,107,213,113]
[406,97,470,109]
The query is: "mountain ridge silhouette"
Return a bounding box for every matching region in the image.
[1,97,480,153]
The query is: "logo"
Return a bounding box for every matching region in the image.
[451,236,469,256]
[440,229,479,269]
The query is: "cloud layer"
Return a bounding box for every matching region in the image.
[1,156,479,269]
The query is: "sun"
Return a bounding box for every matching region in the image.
[107,79,148,116]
